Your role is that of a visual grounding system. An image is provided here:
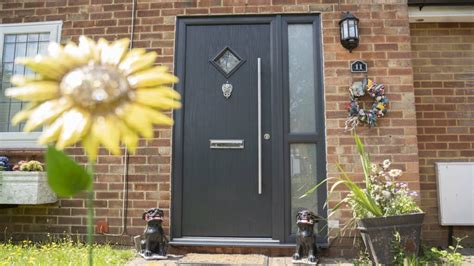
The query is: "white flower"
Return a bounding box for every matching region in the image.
[389,169,402,178]
[382,159,391,169]
[382,190,391,200]
[370,163,378,173]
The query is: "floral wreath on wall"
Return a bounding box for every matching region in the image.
[345,77,388,131]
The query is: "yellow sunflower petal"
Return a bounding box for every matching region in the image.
[96,38,109,59]
[91,116,121,155]
[78,36,100,63]
[11,102,39,125]
[119,104,154,138]
[137,86,181,98]
[10,75,45,86]
[23,99,71,132]
[63,41,82,58]
[38,117,64,145]
[101,38,130,66]
[82,134,100,162]
[56,109,91,150]
[156,86,181,99]
[135,88,181,109]
[4,81,59,101]
[16,56,66,80]
[116,120,139,154]
[48,42,85,69]
[135,104,174,126]
[127,66,179,88]
[118,50,157,76]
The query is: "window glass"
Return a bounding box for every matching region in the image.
[288,24,316,133]
[290,144,318,233]
[0,32,50,132]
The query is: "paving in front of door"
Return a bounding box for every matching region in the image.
[126,253,353,266]
[126,249,474,265]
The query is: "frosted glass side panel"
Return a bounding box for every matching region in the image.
[291,144,318,233]
[288,24,316,133]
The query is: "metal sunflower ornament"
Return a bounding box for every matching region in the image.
[4,36,180,266]
[5,36,180,161]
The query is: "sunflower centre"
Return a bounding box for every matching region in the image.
[60,64,131,110]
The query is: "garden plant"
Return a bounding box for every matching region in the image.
[302,133,424,264]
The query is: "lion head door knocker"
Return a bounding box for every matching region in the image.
[222,81,233,99]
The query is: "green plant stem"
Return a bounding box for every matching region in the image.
[86,161,95,266]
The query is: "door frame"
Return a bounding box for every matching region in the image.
[171,15,326,246]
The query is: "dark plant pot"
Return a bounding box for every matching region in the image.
[357,213,425,265]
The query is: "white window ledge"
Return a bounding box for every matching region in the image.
[0,132,45,149]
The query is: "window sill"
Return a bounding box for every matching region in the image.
[0,132,44,150]
[0,141,45,150]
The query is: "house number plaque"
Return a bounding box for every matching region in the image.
[351,60,368,73]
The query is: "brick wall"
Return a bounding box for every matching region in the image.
[0,0,420,257]
[411,22,474,246]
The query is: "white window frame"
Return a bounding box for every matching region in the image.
[0,21,62,149]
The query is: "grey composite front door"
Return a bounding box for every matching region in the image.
[173,15,327,245]
[179,23,272,237]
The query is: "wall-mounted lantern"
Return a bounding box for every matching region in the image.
[339,12,359,52]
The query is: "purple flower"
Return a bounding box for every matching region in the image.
[410,191,418,197]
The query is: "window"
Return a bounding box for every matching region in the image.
[283,18,326,238]
[0,21,62,148]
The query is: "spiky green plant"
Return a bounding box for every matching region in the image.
[301,133,421,232]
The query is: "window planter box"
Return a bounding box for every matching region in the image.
[0,172,57,204]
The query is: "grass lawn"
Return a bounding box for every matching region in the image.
[0,238,134,266]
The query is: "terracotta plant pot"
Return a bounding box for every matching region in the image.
[357,213,425,265]
[0,172,57,204]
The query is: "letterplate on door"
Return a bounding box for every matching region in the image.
[209,139,244,149]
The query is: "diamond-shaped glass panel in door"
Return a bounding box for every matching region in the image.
[211,47,245,78]
[216,50,240,74]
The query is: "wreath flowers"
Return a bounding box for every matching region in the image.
[344,78,388,131]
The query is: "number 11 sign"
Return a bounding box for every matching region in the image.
[351,60,368,73]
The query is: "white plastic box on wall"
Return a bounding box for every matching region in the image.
[436,162,474,226]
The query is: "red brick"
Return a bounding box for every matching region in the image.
[198,0,223,6]
[272,0,295,4]
[412,22,474,246]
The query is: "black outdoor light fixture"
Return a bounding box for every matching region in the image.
[339,11,359,52]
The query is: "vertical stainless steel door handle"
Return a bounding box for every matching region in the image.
[257,57,262,195]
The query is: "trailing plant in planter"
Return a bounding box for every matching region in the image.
[302,133,423,265]
[0,156,12,171]
[13,160,44,172]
